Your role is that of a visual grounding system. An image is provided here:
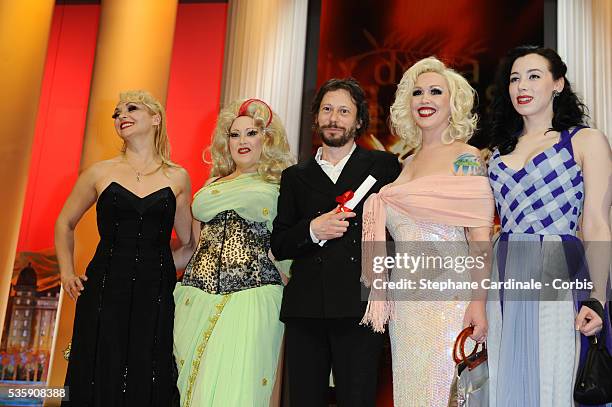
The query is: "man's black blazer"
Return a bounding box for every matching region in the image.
[271,145,401,320]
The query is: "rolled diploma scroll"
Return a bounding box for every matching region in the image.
[318,175,377,246]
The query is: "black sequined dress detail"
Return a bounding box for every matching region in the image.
[63,182,177,406]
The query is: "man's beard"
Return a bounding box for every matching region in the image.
[317,124,357,147]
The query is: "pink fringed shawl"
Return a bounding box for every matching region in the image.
[360,175,495,332]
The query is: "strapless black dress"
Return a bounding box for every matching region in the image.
[63,182,177,406]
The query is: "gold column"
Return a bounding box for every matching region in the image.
[0,0,55,338]
[45,1,178,403]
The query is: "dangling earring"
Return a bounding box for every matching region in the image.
[442,117,454,145]
[552,89,560,99]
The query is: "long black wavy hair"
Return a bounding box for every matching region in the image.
[488,45,588,154]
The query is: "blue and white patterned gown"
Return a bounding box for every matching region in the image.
[486,127,612,407]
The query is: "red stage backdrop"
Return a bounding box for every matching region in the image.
[315,0,544,157]
[166,3,227,190]
[17,4,99,255]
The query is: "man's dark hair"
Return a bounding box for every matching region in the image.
[311,77,369,137]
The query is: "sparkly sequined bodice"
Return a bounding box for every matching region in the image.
[385,205,471,294]
[182,209,281,294]
[385,206,471,407]
[488,127,585,236]
[386,206,466,242]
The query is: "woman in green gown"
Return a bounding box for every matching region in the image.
[173,99,294,407]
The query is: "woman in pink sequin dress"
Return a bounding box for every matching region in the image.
[361,57,494,406]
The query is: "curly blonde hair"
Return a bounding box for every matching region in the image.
[118,90,174,167]
[390,57,477,151]
[208,99,295,183]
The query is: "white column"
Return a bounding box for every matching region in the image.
[591,0,612,140]
[558,0,612,142]
[221,0,308,157]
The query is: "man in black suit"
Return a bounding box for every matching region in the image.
[271,78,401,406]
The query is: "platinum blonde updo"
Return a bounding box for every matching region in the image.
[390,57,478,151]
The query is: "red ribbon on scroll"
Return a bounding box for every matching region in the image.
[335,190,354,213]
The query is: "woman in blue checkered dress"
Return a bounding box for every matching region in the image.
[486,46,611,407]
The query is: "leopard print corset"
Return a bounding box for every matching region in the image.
[181,209,282,294]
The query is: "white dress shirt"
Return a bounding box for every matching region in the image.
[309,143,357,242]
